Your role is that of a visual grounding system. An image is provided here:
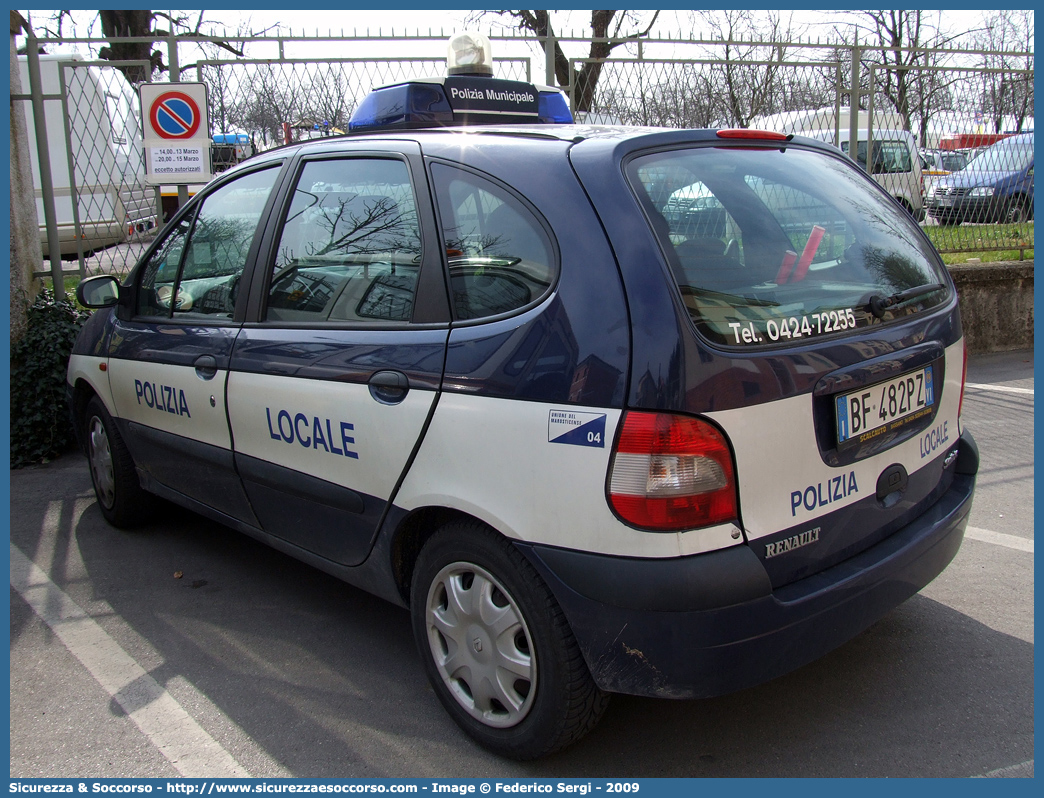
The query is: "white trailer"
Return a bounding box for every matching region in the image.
[18,52,158,257]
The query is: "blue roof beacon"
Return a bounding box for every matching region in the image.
[348,31,573,131]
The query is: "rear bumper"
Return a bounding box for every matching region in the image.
[520,432,976,699]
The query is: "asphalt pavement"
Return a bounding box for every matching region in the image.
[9,350,1034,778]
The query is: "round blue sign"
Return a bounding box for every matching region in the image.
[149,91,201,139]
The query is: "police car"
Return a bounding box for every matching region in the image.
[69,34,977,759]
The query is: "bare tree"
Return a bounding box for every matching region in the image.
[691,10,811,127]
[475,10,660,112]
[31,10,249,84]
[833,11,968,134]
[594,64,718,128]
[974,10,1035,133]
[241,64,306,147]
[302,67,357,135]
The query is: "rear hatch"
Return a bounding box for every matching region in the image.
[618,134,965,588]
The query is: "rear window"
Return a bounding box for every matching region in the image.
[627,145,952,348]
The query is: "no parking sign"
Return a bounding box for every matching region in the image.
[139,82,212,184]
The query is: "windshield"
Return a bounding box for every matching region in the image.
[966,140,1033,172]
[626,145,951,347]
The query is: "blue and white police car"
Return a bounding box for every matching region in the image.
[69,34,977,759]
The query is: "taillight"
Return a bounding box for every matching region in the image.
[716,129,789,141]
[958,339,969,421]
[608,411,738,531]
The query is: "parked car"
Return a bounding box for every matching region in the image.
[921,148,970,199]
[926,132,1034,225]
[68,70,977,759]
[921,149,970,175]
[755,107,926,220]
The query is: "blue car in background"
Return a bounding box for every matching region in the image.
[926,132,1034,225]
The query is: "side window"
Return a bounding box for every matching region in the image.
[844,140,911,174]
[137,166,280,319]
[136,217,191,317]
[875,141,912,174]
[430,163,556,321]
[266,158,422,324]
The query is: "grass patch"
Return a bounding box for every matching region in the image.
[38,275,85,307]
[925,221,1034,264]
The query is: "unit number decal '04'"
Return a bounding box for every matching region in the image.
[729,308,859,345]
[548,410,607,448]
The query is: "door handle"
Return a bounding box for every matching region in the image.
[194,355,218,380]
[368,370,409,404]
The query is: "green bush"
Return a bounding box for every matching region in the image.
[11,288,90,467]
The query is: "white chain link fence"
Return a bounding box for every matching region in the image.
[14,30,1034,285]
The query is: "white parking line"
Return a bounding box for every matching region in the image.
[976,760,1034,778]
[10,544,252,778]
[964,526,1034,553]
[964,382,1034,396]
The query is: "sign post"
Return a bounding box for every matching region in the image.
[139,83,212,185]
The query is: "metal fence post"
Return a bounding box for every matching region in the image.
[56,61,87,279]
[168,30,189,209]
[544,29,555,87]
[848,38,861,166]
[24,30,66,298]
[866,66,876,170]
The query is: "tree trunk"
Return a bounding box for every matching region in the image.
[99,9,161,83]
[10,11,41,344]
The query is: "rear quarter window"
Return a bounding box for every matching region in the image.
[627,145,951,348]
[430,162,557,321]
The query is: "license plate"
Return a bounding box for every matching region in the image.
[836,366,935,447]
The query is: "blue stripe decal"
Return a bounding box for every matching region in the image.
[548,410,606,448]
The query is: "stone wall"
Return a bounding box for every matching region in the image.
[949,262,1034,354]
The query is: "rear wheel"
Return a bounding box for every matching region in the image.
[411,520,609,759]
[1006,197,1032,224]
[84,396,153,528]
[895,197,916,217]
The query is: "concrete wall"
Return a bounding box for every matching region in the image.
[949,262,1034,354]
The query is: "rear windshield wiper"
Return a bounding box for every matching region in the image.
[680,285,780,307]
[866,283,945,319]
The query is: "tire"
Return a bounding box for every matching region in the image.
[1006,197,1032,224]
[84,396,154,528]
[411,520,609,759]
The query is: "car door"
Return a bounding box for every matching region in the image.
[106,163,285,524]
[226,143,451,566]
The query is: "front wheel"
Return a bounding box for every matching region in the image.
[411,521,609,759]
[84,396,154,528]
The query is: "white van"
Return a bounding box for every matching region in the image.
[18,53,158,257]
[757,107,925,220]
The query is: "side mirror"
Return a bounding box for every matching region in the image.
[76,274,121,308]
